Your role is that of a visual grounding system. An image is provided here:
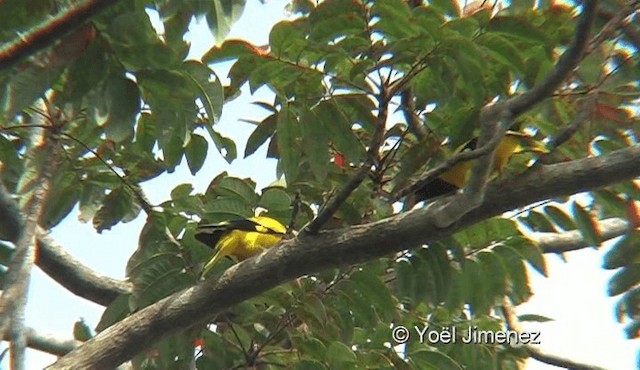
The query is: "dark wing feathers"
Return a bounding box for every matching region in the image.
[194,218,284,249]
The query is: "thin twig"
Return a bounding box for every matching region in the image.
[597,2,640,51]
[541,91,599,156]
[304,87,389,234]
[587,0,640,54]
[508,0,598,116]
[400,90,429,141]
[393,128,507,202]
[60,132,154,214]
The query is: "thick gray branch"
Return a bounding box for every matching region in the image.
[532,217,629,253]
[2,327,79,357]
[51,144,640,369]
[508,0,598,116]
[36,230,132,305]
[0,181,131,307]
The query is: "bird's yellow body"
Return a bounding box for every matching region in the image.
[416,131,548,200]
[195,216,286,276]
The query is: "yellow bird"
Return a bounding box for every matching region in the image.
[415,131,548,201]
[195,216,287,276]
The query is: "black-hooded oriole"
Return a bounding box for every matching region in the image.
[414,131,548,201]
[195,216,286,276]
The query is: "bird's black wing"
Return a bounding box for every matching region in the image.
[195,219,284,248]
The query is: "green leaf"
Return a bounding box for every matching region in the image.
[204,125,237,163]
[422,243,452,303]
[543,205,575,231]
[477,33,525,74]
[603,231,640,270]
[245,113,277,158]
[475,251,507,301]
[301,109,330,181]
[429,0,460,18]
[41,171,80,229]
[453,217,519,250]
[0,242,14,266]
[258,187,291,212]
[126,213,192,310]
[351,269,396,321]
[487,16,550,47]
[506,237,547,277]
[170,183,194,201]
[277,107,301,182]
[210,176,259,205]
[571,202,600,247]
[493,244,532,304]
[310,0,367,42]
[517,314,554,322]
[95,294,131,332]
[93,187,136,233]
[294,336,327,360]
[409,349,463,370]
[462,259,490,314]
[327,341,357,365]
[371,0,417,40]
[206,0,246,43]
[103,77,140,143]
[182,61,223,124]
[73,319,93,341]
[78,183,105,224]
[294,360,327,370]
[521,210,557,232]
[185,134,208,175]
[299,294,328,327]
[2,64,64,119]
[201,198,254,220]
[608,264,640,297]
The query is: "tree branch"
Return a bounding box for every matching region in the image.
[304,89,389,234]
[50,144,640,369]
[0,0,118,71]
[395,0,599,204]
[2,327,80,357]
[0,178,131,307]
[405,0,599,227]
[597,3,640,51]
[508,0,598,116]
[0,101,60,369]
[588,0,640,54]
[531,217,630,254]
[400,90,429,141]
[36,230,132,305]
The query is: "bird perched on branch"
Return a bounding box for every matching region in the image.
[414,131,548,202]
[195,216,287,276]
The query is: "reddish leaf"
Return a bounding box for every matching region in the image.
[333,151,345,168]
[627,199,640,228]
[595,103,630,123]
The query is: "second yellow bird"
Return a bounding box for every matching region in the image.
[415,131,548,201]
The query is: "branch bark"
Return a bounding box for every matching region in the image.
[0,0,118,71]
[0,176,131,307]
[0,102,60,369]
[1,327,80,357]
[51,144,640,369]
[532,217,630,254]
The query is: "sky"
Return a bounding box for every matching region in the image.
[3,0,638,369]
